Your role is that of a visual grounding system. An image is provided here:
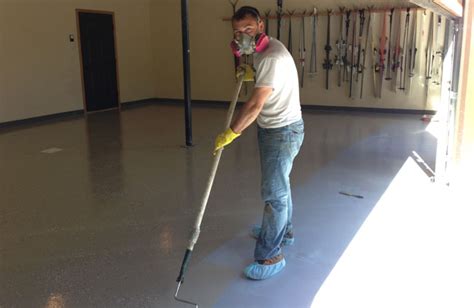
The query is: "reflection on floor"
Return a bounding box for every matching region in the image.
[2,104,470,308]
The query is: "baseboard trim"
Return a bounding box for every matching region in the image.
[301,105,437,115]
[0,98,156,129]
[151,98,437,115]
[0,109,84,130]
[1,98,436,129]
[121,98,158,109]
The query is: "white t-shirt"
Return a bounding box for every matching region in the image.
[253,37,302,129]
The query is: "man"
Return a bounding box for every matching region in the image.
[214,6,304,280]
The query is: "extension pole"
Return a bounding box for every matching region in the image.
[299,10,306,87]
[323,10,333,90]
[277,0,283,40]
[174,75,245,308]
[360,7,372,99]
[308,8,318,76]
[349,10,356,97]
[181,0,192,146]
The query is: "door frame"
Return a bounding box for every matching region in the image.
[76,9,121,114]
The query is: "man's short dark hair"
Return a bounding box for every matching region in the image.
[232,6,261,22]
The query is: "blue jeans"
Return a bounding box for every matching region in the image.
[254,119,304,260]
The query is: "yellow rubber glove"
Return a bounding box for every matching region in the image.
[214,128,241,155]
[236,64,255,82]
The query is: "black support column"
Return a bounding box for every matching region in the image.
[181,0,192,146]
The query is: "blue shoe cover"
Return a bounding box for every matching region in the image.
[244,258,286,280]
[251,225,295,246]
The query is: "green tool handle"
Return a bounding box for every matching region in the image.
[176,249,193,283]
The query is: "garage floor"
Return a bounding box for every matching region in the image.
[1,104,471,307]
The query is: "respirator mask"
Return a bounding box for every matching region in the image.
[230,32,269,57]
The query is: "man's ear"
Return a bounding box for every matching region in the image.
[258,19,265,32]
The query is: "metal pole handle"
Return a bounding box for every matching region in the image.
[175,74,244,286]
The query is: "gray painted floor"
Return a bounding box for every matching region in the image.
[1,105,472,308]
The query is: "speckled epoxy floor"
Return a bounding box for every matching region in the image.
[3,104,470,308]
